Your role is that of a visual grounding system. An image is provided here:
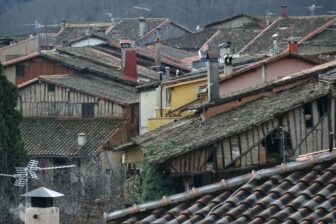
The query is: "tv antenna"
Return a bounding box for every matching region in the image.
[0,160,75,207]
[304,4,323,16]
[104,12,121,23]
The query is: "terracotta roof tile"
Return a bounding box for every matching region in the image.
[105,152,336,223]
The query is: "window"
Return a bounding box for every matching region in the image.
[16,64,25,77]
[82,103,95,118]
[262,128,292,162]
[304,103,313,128]
[53,158,70,186]
[47,84,55,92]
[317,96,328,118]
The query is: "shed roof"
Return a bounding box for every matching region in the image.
[105,151,336,223]
[21,117,124,157]
[133,80,330,163]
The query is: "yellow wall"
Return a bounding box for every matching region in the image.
[123,148,143,164]
[148,117,177,131]
[169,79,206,110]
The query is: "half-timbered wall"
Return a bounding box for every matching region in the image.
[169,96,333,175]
[18,82,124,118]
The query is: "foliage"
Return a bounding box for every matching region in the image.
[140,144,182,202]
[0,63,27,223]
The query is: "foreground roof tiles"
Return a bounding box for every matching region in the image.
[21,117,124,157]
[105,151,336,223]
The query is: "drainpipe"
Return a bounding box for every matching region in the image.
[159,71,163,117]
[328,94,333,152]
[261,64,266,82]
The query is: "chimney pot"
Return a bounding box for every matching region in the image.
[281,5,288,17]
[60,20,66,29]
[165,67,170,81]
[78,133,86,147]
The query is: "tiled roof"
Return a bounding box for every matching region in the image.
[39,74,139,104]
[104,151,336,223]
[204,14,267,29]
[55,23,111,44]
[105,18,167,41]
[41,50,137,85]
[21,117,124,157]
[132,81,330,163]
[162,29,218,52]
[56,47,159,80]
[201,28,262,53]
[144,44,196,60]
[240,16,336,55]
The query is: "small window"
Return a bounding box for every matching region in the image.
[317,96,328,118]
[16,64,25,77]
[47,84,55,92]
[82,103,95,118]
[304,103,313,128]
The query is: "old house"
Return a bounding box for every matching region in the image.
[118,59,336,190]
[17,72,141,217]
[104,150,336,223]
[137,50,324,134]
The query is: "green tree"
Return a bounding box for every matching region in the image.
[0,63,26,223]
[140,145,182,202]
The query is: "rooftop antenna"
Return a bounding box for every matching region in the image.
[265,10,273,26]
[0,160,75,208]
[304,4,323,16]
[104,12,121,23]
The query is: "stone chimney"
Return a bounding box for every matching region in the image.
[280,5,288,17]
[155,38,161,69]
[21,187,64,224]
[224,55,233,76]
[288,41,299,54]
[139,17,147,37]
[206,52,220,103]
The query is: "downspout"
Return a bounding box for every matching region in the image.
[159,71,163,118]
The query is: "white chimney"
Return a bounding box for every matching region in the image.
[78,133,86,147]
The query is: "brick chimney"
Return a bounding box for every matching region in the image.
[288,41,299,54]
[206,52,220,103]
[280,5,288,17]
[139,17,147,37]
[120,40,137,81]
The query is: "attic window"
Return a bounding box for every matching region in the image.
[16,64,25,77]
[304,102,313,128]
[82,103,95,118]
[47,84,55,92]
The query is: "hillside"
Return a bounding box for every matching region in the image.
[0,0,335,35]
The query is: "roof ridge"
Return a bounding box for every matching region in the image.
[104,151,336,222]
[238,17,283,54]
[0,36,38,52]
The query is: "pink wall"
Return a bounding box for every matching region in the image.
[219,57,316,96]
